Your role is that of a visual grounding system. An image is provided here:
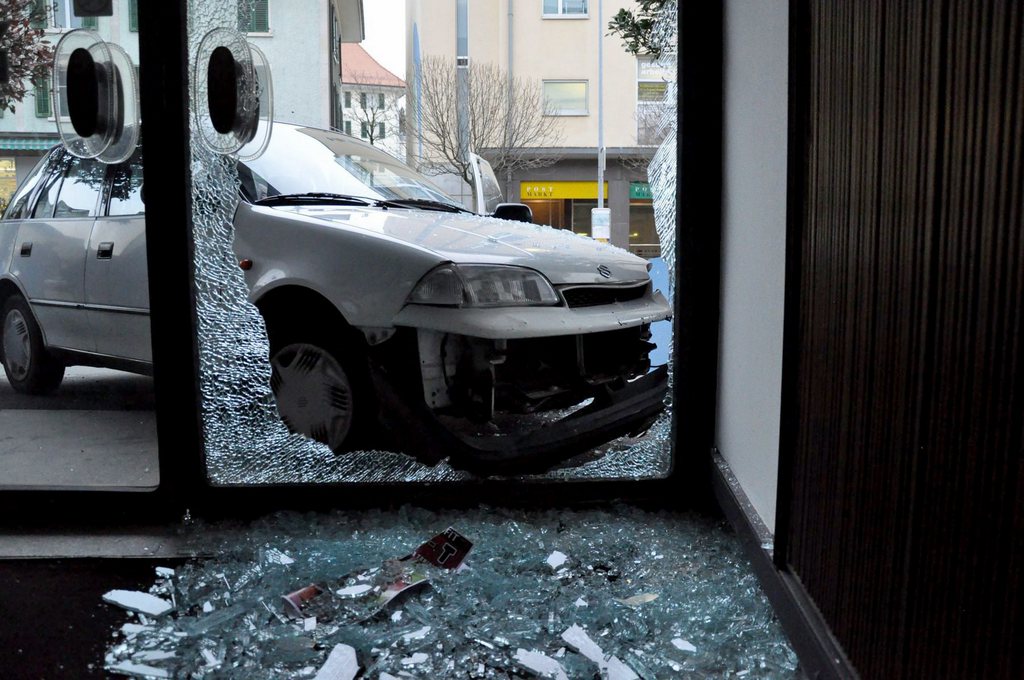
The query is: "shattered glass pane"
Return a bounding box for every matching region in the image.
[188,2,680,484]
[103,506,798,678]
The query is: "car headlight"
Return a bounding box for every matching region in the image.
[408,264,560,307]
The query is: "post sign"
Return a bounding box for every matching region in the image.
[521,181,608,200]
[591,207,610,242]
[630,182,653,200]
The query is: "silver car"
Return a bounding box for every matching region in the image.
[0,123,671,472]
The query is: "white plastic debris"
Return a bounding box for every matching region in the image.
[335,584,374,598]
[200,649,221,667]
[545,551,568,569]
[304,617,317,632]
[155,567,175,578]
[616,593,659,606]
[107,660,171,678]
[264,548,296,565]
[202,601,214,613]
[402,626,431,643]
[514,648,569,680]
[561,625,604,664]
[574,597,588,607]
[672,638,697,653]
[120,623,152,638]
[561,624,639,680]
[133,650,175,662]
[400,652,429,666]
[391,610,403,622]
[380,674,402,680]
[102,590,173,616]
[605,656,640,680]
[313,643,359,680]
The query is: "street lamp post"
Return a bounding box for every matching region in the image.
[592,0,610,242]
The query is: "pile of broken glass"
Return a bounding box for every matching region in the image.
[103,506,798,678]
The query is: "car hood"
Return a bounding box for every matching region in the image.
[273,205,653,285]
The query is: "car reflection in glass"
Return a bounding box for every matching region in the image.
[0,123,671,474]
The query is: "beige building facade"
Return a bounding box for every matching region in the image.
[406,0,667,254]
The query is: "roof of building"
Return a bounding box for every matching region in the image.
[340,43,406,89]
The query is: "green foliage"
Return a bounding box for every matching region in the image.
[0,0,55,114]
[607,0,668,57]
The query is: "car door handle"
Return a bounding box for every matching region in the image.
[96,242,115,259]
[19,242,32,257]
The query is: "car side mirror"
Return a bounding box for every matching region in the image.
[492,202,533,223]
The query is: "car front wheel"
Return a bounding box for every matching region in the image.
[1,295,65,395]
[270,342,360,452]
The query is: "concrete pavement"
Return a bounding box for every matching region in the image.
[0,367,159,490]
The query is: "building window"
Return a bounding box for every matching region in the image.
[129,0,139,32]
[239,0,270,33]
[34,0,93,30]
[543,0,588,17]
[344,121,352,135]
[360,122,368,138]
[636,57,672,145]
[543,81,588,115]
[637,81,667,102]
[360,92,367,109]
[378,93,385,109]
[378,123,385,139]
[34,78,51,118]
[29,0,46,29]
[344,91,351,108]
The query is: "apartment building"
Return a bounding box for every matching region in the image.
[339,43,406,159]
[405,0,668,254]
[0,0,365,204]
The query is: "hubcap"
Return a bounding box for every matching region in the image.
[2,309,32,382]
[270,343,354,450]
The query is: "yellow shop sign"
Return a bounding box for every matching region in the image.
[521,181,608,200]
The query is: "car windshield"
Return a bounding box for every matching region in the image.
[237,125,461,209]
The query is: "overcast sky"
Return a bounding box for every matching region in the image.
[360,0,407,80]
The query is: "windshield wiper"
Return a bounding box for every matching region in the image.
[254,192,375,207]
[375,198,473,214]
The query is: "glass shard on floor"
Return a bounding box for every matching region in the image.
[103,506,798,678]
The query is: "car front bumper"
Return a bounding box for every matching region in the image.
[370,362,669,475]
[392,293,672,340]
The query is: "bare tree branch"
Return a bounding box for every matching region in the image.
[412,56,564,186]
[0,1,54,114]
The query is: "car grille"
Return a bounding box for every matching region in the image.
[560,283,650,308]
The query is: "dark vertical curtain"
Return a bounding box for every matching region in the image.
[780,1,1023,677]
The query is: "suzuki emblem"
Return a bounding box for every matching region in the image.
[598,265,612,278]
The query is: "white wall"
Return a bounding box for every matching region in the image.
[717,0,789,532]
[249,0,332,128]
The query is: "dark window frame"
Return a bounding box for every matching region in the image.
[0,1,721,526]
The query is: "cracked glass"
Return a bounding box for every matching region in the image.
[188,0,679,485]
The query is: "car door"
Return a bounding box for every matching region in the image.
[9,153,102,354]
[85,153,151,363]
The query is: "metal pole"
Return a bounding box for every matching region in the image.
[506,0,514,200]
[597,0,604,210]
[456,0,470,167]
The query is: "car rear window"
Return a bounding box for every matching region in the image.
[53,157,103,218]
[108,155,145,217]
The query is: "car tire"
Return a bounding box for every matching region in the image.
[267,329,375,453]
[1,295,65,395]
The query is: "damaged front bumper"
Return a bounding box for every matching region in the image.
[371,363,669,475]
